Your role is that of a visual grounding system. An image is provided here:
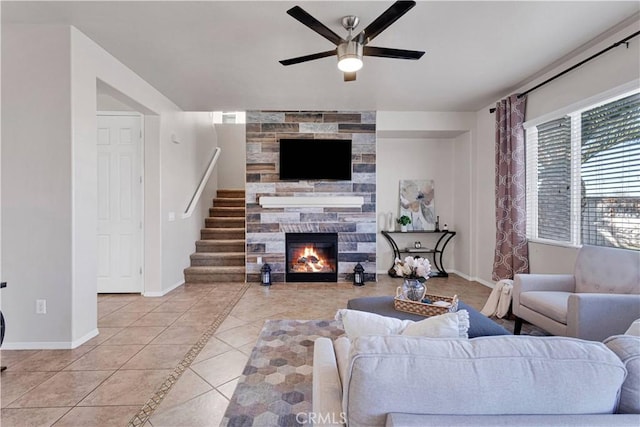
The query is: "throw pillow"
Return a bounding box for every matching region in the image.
[625,319,640,336]
[335,309,469,339]
[334,309,409,339]
[402,309,469,338]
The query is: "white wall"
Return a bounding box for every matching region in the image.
[376,137,456,275]
[71,27,218,300]
[526,23,640,120]
[1,24,218,348]
[452,131,474,282]
[376,112,476,279]
[97,92,136,111]
[216,124,246,189]
[0,4,3,327]
[474,110,498,283]
[161,112,218,290]
[473,18,640,279]
[2,25,74,346]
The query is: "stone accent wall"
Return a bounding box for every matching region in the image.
[245,111,377,283]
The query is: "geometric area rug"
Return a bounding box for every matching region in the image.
[221,320,345,427]
[220,316,547,427]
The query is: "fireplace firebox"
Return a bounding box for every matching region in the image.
[285,233,338,282]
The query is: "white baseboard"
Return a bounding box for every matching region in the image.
[144,280,184,297]
[449,269,495,289]
[3,328,99,350]
[377,268,495,289]
[73,328,99,347]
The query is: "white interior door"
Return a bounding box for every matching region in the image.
[97,114,143,293]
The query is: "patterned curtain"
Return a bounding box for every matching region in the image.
[492,94,529,281]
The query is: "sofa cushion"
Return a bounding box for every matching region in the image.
[386,413,640,426]
[604,335,640,414]
[312,337,343,424]
[342,335,626,427]
[334,336,351,389]
[574,245,640,294]
[520,291,570,324]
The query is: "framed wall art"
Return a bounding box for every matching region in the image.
[399,179,436,231]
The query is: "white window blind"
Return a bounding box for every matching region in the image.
[536,116,572,243]
[526,90,640,250]
[580,93,640,249]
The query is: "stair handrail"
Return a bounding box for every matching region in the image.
[182,146,222,219]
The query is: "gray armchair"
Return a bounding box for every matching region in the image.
[513,245,640,341]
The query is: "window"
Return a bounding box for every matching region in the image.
[211,111,246,124]
[525,90,640,250]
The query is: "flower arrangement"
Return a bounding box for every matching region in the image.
[393,256,431,282]
[396,215,412,226]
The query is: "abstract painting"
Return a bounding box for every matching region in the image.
[399,179,436,231]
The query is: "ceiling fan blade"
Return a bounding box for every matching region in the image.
[287,6,344,46]
[344,72,357,82]
[279,49,337,66]
[363,46,425,60]
[356,1,416,45]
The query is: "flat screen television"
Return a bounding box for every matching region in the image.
[279,138,352,180]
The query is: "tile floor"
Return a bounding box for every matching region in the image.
[1,274,493,426]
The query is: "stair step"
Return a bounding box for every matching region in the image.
[190,252,245,267]
[217,189,245,199]
[201,228,245,240]
[183,188,247,284]
[213,197,245,207]
[209,206,245,217]
[184,266,246,283]
[205,217,245,228]
[196,239,245,253]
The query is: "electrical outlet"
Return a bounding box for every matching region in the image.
[36,299,47,314]
[257,256,263,264]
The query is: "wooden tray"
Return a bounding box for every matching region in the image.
[394,287,458,317]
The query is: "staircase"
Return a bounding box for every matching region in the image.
[183,189,246,283]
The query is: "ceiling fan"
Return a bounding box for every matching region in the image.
[279,0,425,82]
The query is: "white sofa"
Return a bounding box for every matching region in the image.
[312,334,640,427]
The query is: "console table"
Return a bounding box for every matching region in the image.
[381,230,456,277]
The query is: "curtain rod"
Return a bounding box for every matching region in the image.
[489,30,640,114]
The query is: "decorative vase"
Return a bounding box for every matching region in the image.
[400,224,408,232]
[402,279,426,301]
[387,212,395,231]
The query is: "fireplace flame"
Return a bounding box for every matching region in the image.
[294,246,328,273]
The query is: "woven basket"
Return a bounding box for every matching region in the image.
[394,287,459,317]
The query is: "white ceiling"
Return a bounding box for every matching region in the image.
[3,1,639,112]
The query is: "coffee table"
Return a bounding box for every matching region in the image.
[347,296,510,338]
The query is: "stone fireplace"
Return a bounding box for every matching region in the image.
[245,110,377,283]
[285,233,338,282]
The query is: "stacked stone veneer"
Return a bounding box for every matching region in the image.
[245,111,377,283]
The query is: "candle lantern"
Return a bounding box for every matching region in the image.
[353,262,365,286]
[260,263,272,286]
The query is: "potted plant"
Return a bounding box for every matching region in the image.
[397,215,411,232]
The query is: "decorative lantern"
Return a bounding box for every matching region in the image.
[353,262,365,286]
[260,263,272,286]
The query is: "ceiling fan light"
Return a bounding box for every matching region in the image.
[337,41,363,72]
[338,57,363,72]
